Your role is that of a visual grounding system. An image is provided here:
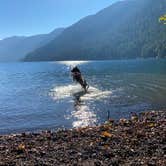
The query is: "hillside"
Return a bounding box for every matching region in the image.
[0,28,64,61]
[24,0,166,61]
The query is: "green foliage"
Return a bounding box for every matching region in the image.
[159,15,166,24]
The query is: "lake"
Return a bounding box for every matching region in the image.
[0,59,166,134]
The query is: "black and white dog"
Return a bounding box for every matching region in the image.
[71,66,89,92]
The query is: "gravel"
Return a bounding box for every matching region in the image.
[0,110,165,166]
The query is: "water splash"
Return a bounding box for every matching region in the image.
[49,84,112,101]
[49,84,82,100]
[49,84,112,128]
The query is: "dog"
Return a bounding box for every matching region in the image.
[71,67,89,92]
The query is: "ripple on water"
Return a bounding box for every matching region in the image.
[49,84,112,127]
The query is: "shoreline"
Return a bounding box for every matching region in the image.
[0,110,165,165]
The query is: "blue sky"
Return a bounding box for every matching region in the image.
[0,0,119,39]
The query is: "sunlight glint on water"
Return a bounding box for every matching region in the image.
[49,84,112,128]
[0,59,165,134]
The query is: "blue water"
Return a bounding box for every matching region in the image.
[0,59,166,134]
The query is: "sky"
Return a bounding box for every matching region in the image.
[0,0,119,39]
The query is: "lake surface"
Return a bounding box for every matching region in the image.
[0,59,166,134]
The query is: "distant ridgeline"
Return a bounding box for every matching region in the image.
[0,28,64,62]
[22,0,165,61]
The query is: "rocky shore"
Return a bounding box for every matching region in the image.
[0,110,165,166]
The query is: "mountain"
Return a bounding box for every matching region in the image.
[0,28,64,61]
[24,0,166,61]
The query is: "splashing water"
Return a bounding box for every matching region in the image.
[0,59,166,134]
[49,84,112,101]
[49,84,112,128]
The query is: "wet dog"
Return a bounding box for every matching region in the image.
[71,71,89,92]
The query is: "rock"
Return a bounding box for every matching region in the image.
[0,110,165,165]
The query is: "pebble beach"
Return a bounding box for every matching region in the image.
[0,110,165,166]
